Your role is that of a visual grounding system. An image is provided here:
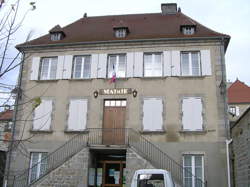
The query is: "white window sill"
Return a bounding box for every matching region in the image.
[179,130,207,134]
[179,76,205,79]
[30,129,53,133]
[64,130,89,133]
[140,130,166,134]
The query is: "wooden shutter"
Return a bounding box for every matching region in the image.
[143,98,163,131]
[97,54,107,78]
[163,51,171,76]
[62,55,73,79]
[91,54,98,78]
[126,52,134,77]
[171,51,180,76]
[68,99,88,130]
[182,97,203,131]
[33,100,52,131]
[30,57,40,80]
[201,50,212,75]
[56,56,64,79]
[133,52,143,77]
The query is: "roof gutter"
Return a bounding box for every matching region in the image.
[16,36,230,52]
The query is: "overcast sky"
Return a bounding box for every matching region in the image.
[2,0,250,85]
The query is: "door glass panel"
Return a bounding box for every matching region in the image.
[105,163,120,185]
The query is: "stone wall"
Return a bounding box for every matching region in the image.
[31,148,89,187]
[231,110,250,187]
[125,148,155,187]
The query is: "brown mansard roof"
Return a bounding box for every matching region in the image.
[17,12,230,49]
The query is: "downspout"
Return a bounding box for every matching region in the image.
[226,139,232,187]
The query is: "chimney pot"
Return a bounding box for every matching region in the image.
[161,3,177,15]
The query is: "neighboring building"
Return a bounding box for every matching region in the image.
[228,79,250,121]
[8,3,230,187]
[0,109,13,186]
[231,107,250,187]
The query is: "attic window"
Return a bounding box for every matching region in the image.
[50,33,63,41]
[182,26,195,35]
[115,28,127,38]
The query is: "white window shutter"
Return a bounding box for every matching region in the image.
[171,51,180,76]
[236,106,240,116]
[91,54,98,78]
[201,50,212,75]
[56,56,64,79]
[182,97,203,131]
[68,99,87,130]
[143,98,163,131]
[62,55,73,79]
[97,54,107,78]
[134,52,143,77]
[126,52,134,77]
[33,100,52,131]
[30,57,40,80]
[163,51,171,76]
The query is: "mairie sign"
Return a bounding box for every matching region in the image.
[99,88,132,95]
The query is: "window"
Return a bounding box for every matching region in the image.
[73,55,91,79]
[144,53,163,77]
[183,155,204,187]
[181,52,201,76]
[67,99,88,131]
[107,54,126,78]
[33,99,53,131]
[229,106,240,116]
[182,26,195,35]
[29,152,48,183]
[39,57,58,80]
[137,174,165,187]
[50,33,62,41]
[182,97,203,131]
[143,98,163,131]
[114,29,127,38]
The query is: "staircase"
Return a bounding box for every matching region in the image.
[13,128,206,187]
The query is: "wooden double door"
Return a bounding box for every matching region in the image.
[103,100,126,145]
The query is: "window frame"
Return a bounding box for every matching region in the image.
[180,51,201,76]
[114,29,127,38]
[39,57,58,80]
[107,54,126,78]
[183,154,204,187]
[143,52,163,77]
[181,97,203,131]
[50,33,62,41]
[72,55,92,79]
[29,152,48,184]
[182,26,195,35]
[142,97,164,132]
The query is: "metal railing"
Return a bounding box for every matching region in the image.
[13,128,206,187]
[14,133,88,187]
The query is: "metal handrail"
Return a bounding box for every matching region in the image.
[13,128,206,187]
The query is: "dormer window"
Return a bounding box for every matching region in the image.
[182,26,196,35]
[50,33,63,41]
[115,28,127,38]
[49,25,65,41]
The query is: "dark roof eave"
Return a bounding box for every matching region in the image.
[16,36,230,51]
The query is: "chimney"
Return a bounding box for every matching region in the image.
[161,3,177,15]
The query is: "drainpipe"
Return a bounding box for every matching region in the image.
[226,139,232,187]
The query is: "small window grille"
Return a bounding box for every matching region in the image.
[50,33,62,41]
[115,29,127,38]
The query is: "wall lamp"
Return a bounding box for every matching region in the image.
[93,90,98,98]
[132,89,138,98]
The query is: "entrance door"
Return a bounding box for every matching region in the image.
[103,100,126,145]
[102,161,125,187]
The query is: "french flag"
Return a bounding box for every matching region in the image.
[109,64,116,83]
